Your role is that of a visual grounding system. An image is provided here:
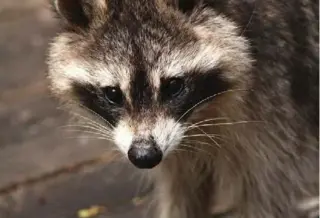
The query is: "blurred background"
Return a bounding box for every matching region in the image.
[0,1,147,217]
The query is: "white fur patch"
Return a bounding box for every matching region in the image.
[49,60,119,94]
[151,43,221,83]
[114,120,134,153]
[153,117,185,155]
[63,62,96,84]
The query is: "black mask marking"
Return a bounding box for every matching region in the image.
[128,41,154,115]
[160,69,231,120]
[129,69,154,113]
[72,82,123,127]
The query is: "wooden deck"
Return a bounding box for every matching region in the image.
[0,1,147,217]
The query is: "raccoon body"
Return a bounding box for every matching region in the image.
[47,0,319,217]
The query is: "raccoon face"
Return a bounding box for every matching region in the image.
[48,0,252,169]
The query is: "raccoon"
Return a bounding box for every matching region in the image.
[47,0,319,217]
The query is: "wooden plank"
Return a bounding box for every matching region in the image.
[0,162,149,218]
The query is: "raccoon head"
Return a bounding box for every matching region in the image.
[48,0,252,169]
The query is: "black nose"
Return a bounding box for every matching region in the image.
[128,143,163,169]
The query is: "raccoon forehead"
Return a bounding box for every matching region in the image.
[48,34,132,94]
[149,13,251,81]
[152,43,222,80]
[48,59,131,94]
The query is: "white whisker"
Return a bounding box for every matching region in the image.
[185,117,229,130]
[70,100,116,129]
[69,111,112,132]
[183,138,223,149]
[176,89,251,124]
[180,143,215,158]
[193,120,264,128]
[190,126,222,148]
[61,124,112,136]
[65,136,114,143]
[240,0,257,36]
[183,134,221,138]
[65,129,113,139]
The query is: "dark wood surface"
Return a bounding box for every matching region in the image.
[0,1,147,218]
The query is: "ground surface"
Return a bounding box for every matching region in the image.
[0,1,148,218]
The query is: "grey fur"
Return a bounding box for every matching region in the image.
[47,0,319,217]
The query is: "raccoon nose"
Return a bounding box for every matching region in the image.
[128,142,163,169]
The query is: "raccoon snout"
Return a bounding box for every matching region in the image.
[127,140,163,169]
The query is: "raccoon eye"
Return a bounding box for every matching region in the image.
[103,86,123,105]
[164,78,185,98]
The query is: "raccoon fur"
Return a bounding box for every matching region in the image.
[47,0,319,217]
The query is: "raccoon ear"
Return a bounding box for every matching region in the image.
[52,0,108,29]
[52,0,91,28]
